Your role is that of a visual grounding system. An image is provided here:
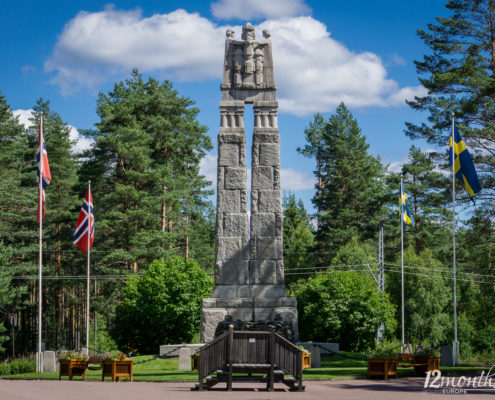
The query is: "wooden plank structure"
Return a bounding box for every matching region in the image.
[196,327,304,391]
[101,359,133,382]
[367,358,398,380]
[59,360,88,380]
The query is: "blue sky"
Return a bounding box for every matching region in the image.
[1,0,450,212]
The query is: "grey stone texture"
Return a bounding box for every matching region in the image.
[440,345,454,366]
[43,351,57,372]
[178,348,191,371]
[159,344,204,357]
[200,23,298,343]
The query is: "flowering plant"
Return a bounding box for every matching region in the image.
[59,350,88,361]
[101,350,126,361]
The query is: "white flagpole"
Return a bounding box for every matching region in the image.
[86,180,91,354]
[400,175,405,348]
[37,115,43,373]
[451,113,459,365]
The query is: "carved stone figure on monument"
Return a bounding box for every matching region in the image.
[243,45,255,88]
[254,48,264,86]
[241,22,255,41]
[233,48,243,88]
[226,28,235,39]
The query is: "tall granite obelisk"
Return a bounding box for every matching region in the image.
[200,23,298,342]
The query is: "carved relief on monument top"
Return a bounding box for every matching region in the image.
[221,22,275,91]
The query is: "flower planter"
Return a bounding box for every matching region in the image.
[302,353,311,369]
[59,359,88,380]
[413,356,440,377]
[101,359,133,382]
[367,358,397,380]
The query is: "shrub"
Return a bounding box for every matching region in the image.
[0,358,35,375]
[112,256,213,353]
[290,270,396,352]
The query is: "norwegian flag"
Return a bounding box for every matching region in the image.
[36,117,51,222]
[73,187,94,253]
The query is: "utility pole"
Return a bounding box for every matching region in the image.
[376,220,385,342]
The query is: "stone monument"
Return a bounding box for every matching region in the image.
[200,23,298,343]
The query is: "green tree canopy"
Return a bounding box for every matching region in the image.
[406,0,495,206]
[386,248,451,346]
[86,69,213,272]
[290,270,396,351]
[282,193,315,283]
[310,103,388,264]
[112,256,212,353]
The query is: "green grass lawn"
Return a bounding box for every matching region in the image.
[3,356,198,382]
[1,353,491,382]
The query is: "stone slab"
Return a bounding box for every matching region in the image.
[178,348,191,371]
[440,345,453,366]
[200,301,298,343]
[43,351,57,372]
[210,284,286,298]
[297,342,340,355]
[159,344,204,358]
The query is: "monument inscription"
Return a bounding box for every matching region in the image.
[200,23,298,343]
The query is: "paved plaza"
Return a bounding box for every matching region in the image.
[0,378,493,400]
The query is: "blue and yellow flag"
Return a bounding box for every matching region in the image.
[449,123,481,199]
[400,181,415,228]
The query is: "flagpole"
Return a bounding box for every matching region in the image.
[400,175,405,348]
[86,180,91,354]
[37,115,43,373]
[451,112,459,365]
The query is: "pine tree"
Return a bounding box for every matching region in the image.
[297,113,325,231]
[90,70,213,272]
[406,0,495,206]
[282,193,315,283]
[314,103,387,264]
[0,92,35,357]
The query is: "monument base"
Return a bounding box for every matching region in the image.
[200,296,298,343]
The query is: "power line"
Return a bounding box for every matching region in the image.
[10,274,141,281]
[383,267,495,286]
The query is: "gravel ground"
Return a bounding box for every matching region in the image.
[0,378,493,400]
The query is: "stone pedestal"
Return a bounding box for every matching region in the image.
[43,351,57,372]
[200,23,297,343]
[178,348,192,371]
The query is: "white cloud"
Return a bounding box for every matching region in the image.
[21,65,37,73]
[211,0,310,20]
[280,167,315,191]
[46,8,421,115]
[12,109,93,153]
[199,153,217,188]
[387,85,428,106]
[12,109,33,128]
[45,7,225,94]
[68,125,93,153]
[258,17,425,115]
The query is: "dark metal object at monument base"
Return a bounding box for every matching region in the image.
[214,314,295,342]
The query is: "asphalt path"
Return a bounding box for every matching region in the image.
[0,378,494,400]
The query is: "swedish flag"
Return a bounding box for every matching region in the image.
[449,123,481,199]
[400,181,415,228]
